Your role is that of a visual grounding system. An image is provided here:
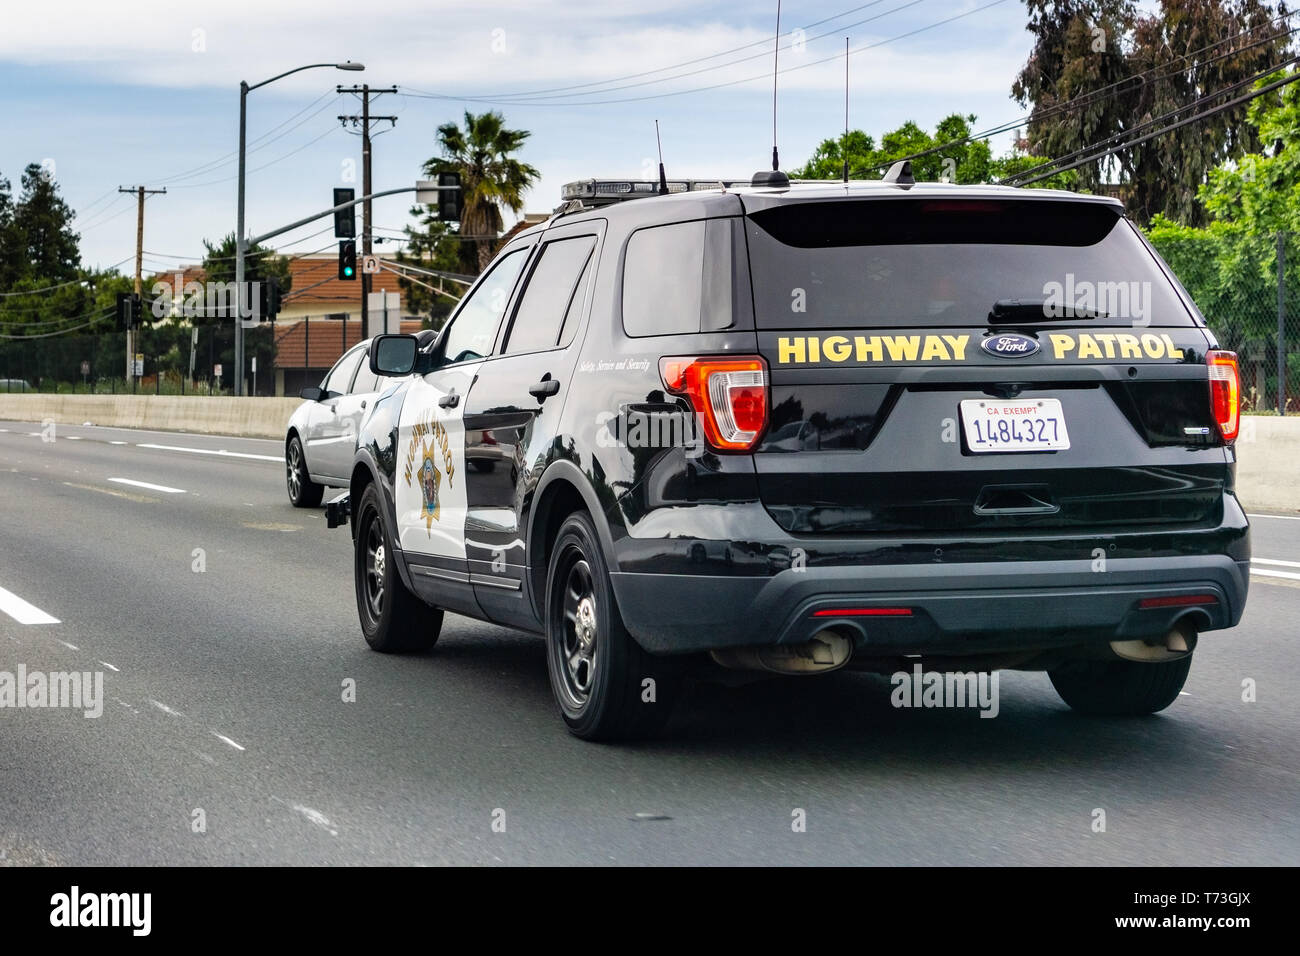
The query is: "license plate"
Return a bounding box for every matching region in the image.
[960,398,1070,453]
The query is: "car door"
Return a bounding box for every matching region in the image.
[394,243,534,604]
[305,343,366,483]
[462,222,604,628]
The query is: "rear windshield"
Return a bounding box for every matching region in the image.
[745,198,1194,329]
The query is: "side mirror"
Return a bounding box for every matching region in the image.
[371,334,419,376]
[300,385,324,401]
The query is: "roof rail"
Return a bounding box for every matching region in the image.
[559,177,750,209]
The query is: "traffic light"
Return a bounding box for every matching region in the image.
[115,292,142,330]
[338,240,357,281]
[437,172,462,221]
[333,188,356,238]
[259,276,283,321]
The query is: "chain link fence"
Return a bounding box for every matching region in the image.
[0,321,278,396]
[1150,229,1297,414]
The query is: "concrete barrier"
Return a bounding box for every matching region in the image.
[0,394,301,441]
[0,395,1296,511]
[1236,415,1300,515]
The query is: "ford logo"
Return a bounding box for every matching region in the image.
[980,333,1041,359]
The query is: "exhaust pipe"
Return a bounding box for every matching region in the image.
[711,629,854,675]
[1110,621,1198,663]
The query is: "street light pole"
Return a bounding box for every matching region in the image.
[234,61,363,397]
[235,81,248,396]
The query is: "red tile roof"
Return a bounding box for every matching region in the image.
[274,317,424,368]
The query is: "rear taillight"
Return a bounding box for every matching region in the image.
[659,355,768,452]
[1207,350,1240,442]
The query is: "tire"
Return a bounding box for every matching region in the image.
[469,459,496,474]
[286,435,324,508]
[353,484,442,653]
[1048,654,1192,716]
[544,511,681,740]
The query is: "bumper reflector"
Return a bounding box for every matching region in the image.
[813,607,913,617]
[1138,594,1219,609]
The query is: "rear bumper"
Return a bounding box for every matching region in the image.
[612,554,1250,655]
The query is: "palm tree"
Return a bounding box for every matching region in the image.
[423,111,538,273]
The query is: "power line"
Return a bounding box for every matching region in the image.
[1009,67,1300,186]
[0,259,134,298]
[402,0,1010,108]
[479,0,900,100]
[871,12,1300,172]
[488,0,920,103]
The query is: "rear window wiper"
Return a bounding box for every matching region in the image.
[989,299,1108,325]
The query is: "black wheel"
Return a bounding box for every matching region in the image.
[1049,654,1192,716]
[354,484,442,653]
[469,459,496,473]
[544,511,680,740]
[286,435,324,508]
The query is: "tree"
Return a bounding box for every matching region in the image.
[13,162,81,283]
[395,209,468,327]
[1012,0,1295,225]
[1146,68,1300,401]
[793,115,995,182]
[420,111,539,272]
[0,172,21,292]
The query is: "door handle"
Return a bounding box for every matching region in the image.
[438,391,459,409]
[528,377,560,401]
[360,400,367,410]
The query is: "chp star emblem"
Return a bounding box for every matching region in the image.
[418,441,441,530]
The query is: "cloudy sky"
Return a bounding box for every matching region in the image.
[1,0,1041,273]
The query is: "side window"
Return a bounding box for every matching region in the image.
[623,220,705,337]
[350,357,380,395]
[504,236,597,355]
[441,248,528,364]
[323,346,364,396]
[557,250,595,348]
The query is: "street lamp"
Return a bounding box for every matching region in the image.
[234,61,364,396]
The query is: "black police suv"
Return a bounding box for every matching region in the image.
[331,166,1249,740]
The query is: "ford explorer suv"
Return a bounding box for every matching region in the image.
[329,164,1249,741]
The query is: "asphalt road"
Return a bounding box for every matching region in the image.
[1,418,1297,865]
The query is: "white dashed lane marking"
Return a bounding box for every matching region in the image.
[108,477,186,494]
[0,585,60,625]
[135,442,280,463]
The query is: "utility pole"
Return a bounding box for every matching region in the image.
[118,185,166,385]
[338,85,396,339]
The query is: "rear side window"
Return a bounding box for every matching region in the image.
[622,218,746,336]
[323,346,365,395]
[746,199,1194,329]
[504,235,597,354]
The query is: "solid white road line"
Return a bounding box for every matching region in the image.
[136,442,281,463]
[1254,557,1300,569]
[108,477,186,494]
[0,586,60,625]
[1250,567,1300,581]
[1247,513,1300,521]
[212,732,246,752]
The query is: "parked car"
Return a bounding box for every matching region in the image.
[0,378,35,392]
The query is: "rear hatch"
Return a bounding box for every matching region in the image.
[740,193,1227,535]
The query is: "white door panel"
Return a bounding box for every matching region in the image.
[395,363,481,561]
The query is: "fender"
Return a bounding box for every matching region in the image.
[526,458,622,620]
[350,382,415,593]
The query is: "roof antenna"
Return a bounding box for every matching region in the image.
[752,1,791,188]
[843,36,850,183]
[655,120,669,195]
